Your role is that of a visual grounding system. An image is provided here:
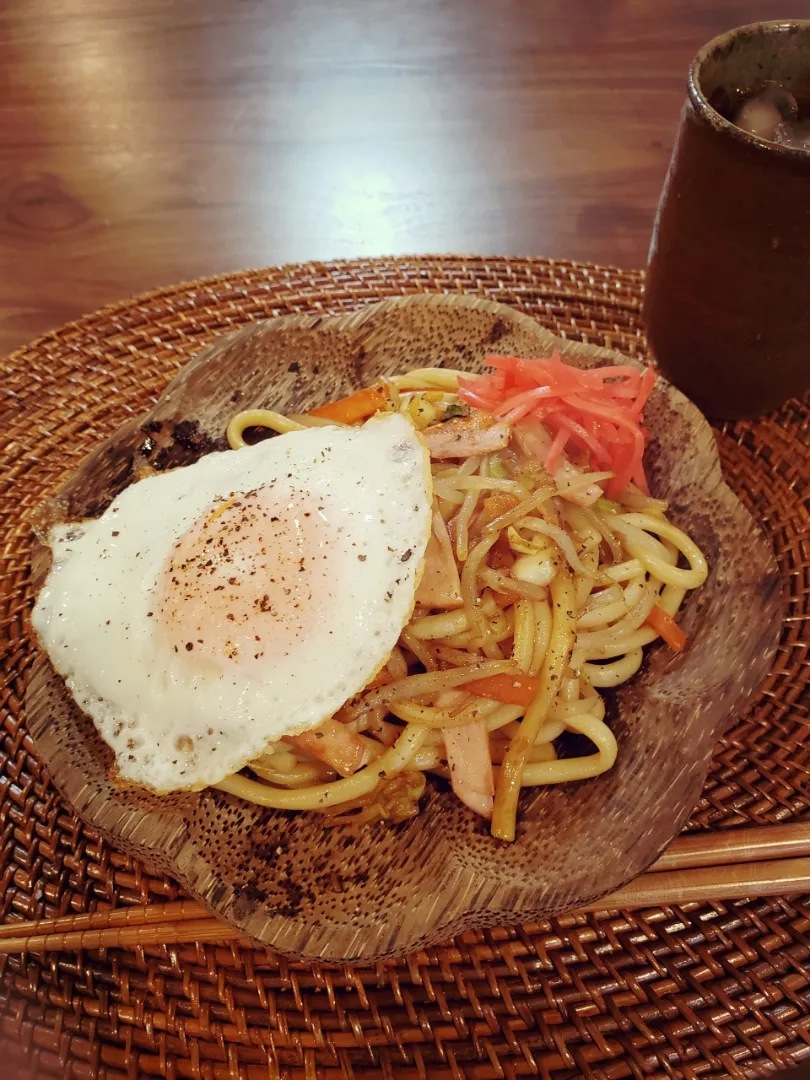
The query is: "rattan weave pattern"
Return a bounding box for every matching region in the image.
[1,255,809,1079]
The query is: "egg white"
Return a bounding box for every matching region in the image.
[32,412,432,792]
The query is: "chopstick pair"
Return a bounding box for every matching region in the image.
[2,821,810,956]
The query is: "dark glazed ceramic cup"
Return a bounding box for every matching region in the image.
[644,21,810,420]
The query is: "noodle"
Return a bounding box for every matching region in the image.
[388,700,487,728]
[348,659,519,716]
[386,646,409,680]
[217,366,708,838]
[460,532,502,658]
[410,608,472,641]
[583,648,644,688]
[388,367,466,391]
[621,485,669,513]
[516,712,618,786]
[398,627,439,672]
[455,489,479,562]
[482,703,530,732]
[601,558,645,583]
[491,566,576,841]
[227,409,307,448]
[478,566,548,601]
[576,587,628,629]
[433,643,482,666]
[512,599,536,674]
[445,476,528,493]
[482,485,555,536]
[490,740,558,765]
[578,504,622,563]
[529,599,553,676]
[249,758,335,787]
[571,576,657,665]
[609,514,708,589]
[430,482,466,505]
[216,724,428,809]
[517,516,591,576]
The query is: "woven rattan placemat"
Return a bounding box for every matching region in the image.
[1,255,809,1079]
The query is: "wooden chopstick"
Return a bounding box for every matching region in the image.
[3,822,810,955]
[584,854,810,912]
[648,820,810,872]
[0,898,207,942]
[0,918,244,955]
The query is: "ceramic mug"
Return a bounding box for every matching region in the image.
[644,20,810,421]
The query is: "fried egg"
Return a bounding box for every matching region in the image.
[32,413,432,792]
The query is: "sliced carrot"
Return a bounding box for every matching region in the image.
[645,604,687,652]
[285,717,369,776]
[462,672,539,707]
[477,492,520,529]
[309,384,389,425]
[363,667,392,692]
[485,588,516,609]
[488,530,515,571]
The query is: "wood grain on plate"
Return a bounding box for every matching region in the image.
[2,0,809,357]
[26,294,783,962]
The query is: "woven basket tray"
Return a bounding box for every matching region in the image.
[1,255,809,1079]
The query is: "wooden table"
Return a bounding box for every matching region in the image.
[0,0,805,358]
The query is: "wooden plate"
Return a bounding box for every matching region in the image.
[25,294,783,962]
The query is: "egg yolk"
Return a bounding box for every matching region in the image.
[156,485,336,669]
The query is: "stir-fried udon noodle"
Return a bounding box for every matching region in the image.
[215,360,708,841]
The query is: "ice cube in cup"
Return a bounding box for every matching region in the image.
[774,118,810,151]
[733,81,798,140]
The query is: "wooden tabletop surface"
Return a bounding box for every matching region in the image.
[1,0,805,358]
